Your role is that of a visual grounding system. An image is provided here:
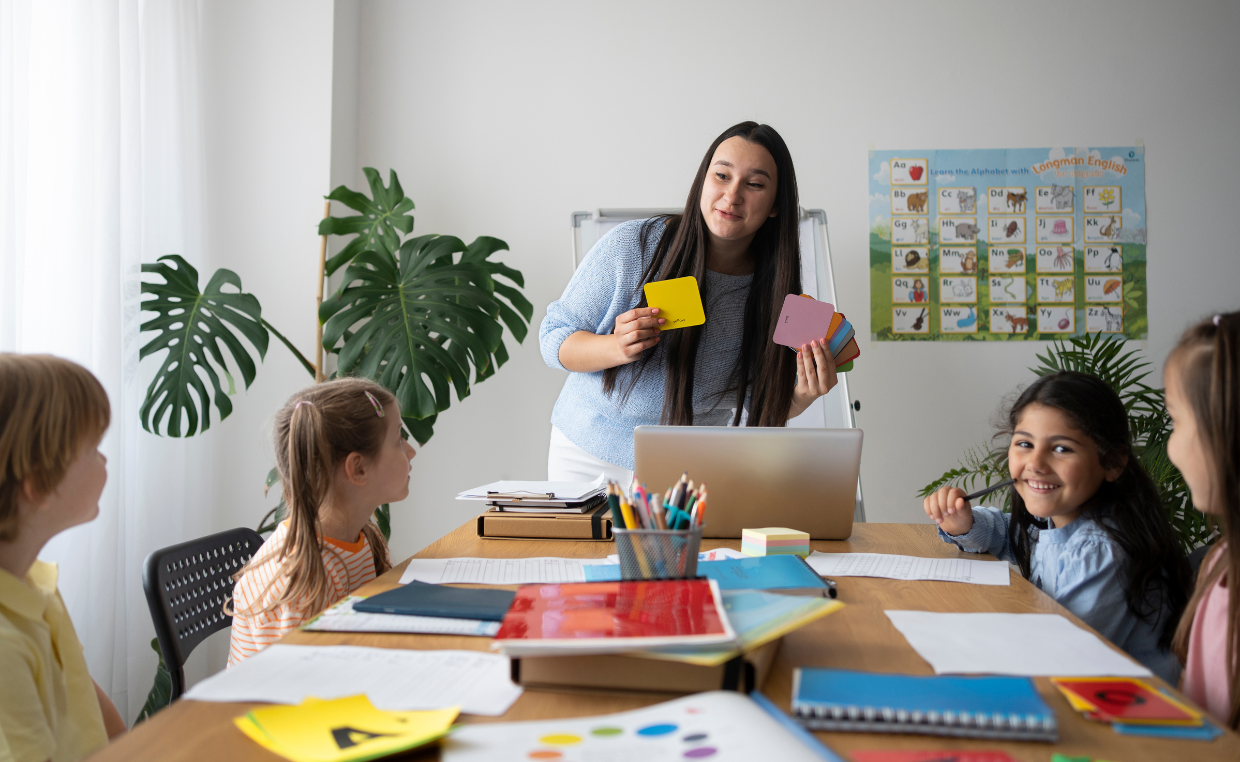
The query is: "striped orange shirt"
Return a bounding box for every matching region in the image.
[227,522,387,666]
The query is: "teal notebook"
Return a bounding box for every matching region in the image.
[697,555,831,596]
[792,668,1057,742]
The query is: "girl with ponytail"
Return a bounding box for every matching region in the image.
[1168,311,1240,728]
[227,378,415,664]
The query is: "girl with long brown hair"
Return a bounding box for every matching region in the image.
[540,122,838,481]
[227,378,415,664]
[1168,311,1240,728]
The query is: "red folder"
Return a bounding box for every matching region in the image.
[492,579,735,657]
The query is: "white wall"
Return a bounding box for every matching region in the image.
[195,0,337,682]
[342,0,1240,560]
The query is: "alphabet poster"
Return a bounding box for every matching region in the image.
[869,147,1147,341]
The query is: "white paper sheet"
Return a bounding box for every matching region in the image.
[399,556,609,585]
[456,474,605,501]
[183,645,523,715]
[303,597,500,636]
[885,610,1151,677]
[442,690,829,761]
[806,551,1010,586]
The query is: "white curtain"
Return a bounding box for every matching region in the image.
[0,0,214,724]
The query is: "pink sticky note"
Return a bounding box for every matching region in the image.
[772,294,836,348]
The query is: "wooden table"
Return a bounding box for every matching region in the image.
[94,522,1240,761]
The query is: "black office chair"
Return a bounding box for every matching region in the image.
[142,527,264,699]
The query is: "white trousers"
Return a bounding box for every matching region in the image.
[547,426,633,484]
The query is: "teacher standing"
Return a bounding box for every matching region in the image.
[539,122,838,482]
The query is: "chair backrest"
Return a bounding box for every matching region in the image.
[142,527,264,699]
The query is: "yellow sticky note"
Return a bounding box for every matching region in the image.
[643,276,705,330]
[236,694,458,762]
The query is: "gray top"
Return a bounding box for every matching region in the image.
[539,219,753,470]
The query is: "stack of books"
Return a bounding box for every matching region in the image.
[457,478,613,541]
[1051,677,1223,741]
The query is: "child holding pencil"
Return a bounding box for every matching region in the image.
[925,370,1191,683]
[1168,311,1240,728]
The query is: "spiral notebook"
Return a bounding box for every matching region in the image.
[791,668,1057,742]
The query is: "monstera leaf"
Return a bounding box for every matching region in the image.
[139,255,270,436]
[318,168,415,276]
[320,234,531,444]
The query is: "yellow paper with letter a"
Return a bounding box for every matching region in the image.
[235,694,458,762]
[643,276,705,330]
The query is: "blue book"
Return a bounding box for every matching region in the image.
[792,668,1057,742]
[352,581,515,621]
[697,555,831,597]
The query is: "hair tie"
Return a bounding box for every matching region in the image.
[294,400,313,411]
[1214,314,1222,327]
[364,391,386,418]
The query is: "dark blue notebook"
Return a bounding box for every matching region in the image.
[792,668,1057,742]
[352,581,516,621]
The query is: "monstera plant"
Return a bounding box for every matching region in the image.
[139,168,531,531]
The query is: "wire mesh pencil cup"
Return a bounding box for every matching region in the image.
[614,526,702,580]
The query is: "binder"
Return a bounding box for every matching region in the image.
[511,638,779,694]
[476,502,613,541]
[791,668,1057,742]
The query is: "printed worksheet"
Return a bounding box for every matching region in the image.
[805,552,1010,586]
[399,556,611,585]
[870,147,1147,341]
[183,645,523,716]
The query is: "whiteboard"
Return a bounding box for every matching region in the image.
[570,208,865,521]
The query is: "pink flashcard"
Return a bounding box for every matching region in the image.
[772,294,836,349]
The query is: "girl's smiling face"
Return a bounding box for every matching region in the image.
[1008,403,1122,527]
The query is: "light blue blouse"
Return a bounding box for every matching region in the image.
[539,219,753,470]
[939,506,1179,684]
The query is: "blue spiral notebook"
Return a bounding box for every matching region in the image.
[792,668,1057,742]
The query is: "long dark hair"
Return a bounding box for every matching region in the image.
[1003,371,1190,649]
[601,121,802,426]
[1170,311,1240,729]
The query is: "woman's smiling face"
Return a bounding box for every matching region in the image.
[698,136,778,245]
[1007,403,1122,527]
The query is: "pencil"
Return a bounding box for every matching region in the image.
[965,479,1015,502]
[606,483,625,529]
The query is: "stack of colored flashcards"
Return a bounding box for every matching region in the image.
[741,527,810,558]
[1051,677,1223,741]
[772,294,860,372]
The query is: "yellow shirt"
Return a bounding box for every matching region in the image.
[0,561,107,762]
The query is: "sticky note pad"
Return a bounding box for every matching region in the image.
[741,527,810,558]
[643,276,705,330]
[773,294,836,349]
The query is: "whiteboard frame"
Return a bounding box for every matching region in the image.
[569,207,865,521]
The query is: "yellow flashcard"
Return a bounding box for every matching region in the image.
[643,276,705,330]
[235,694,458,762]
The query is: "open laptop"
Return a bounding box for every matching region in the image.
[633,426,863,540]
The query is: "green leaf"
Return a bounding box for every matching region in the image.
[134,638,172,724]
[375,504,391,540]
[320,233,531,431]
[139,255,270,437]
[320,168,415,276]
